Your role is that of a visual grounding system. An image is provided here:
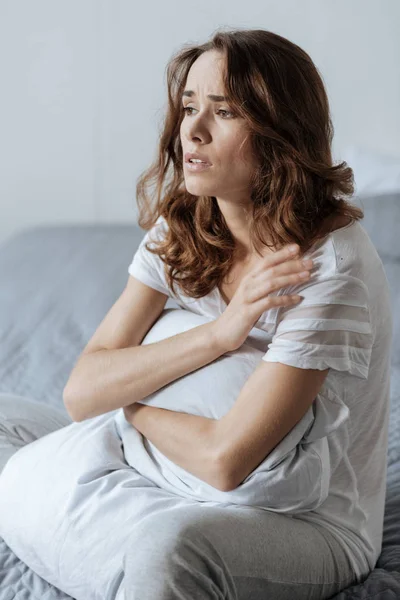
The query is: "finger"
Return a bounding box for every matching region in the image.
[247,271,304,303]
[251,292,303,314]
[270,294,303,306]
[249,266,312,303]
[267,257,314,279]
[252,244,300,277]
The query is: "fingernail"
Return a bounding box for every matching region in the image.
[289,245,298,254]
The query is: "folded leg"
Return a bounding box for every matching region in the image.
[0,396,204,599]
[123,503,358,600]
[0,394,358,600]
[0,393,72,474]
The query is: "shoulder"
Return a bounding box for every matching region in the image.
[138,215,169,249]
[299,220,379,293]
[328,221,382,275]
[151,214,169,236]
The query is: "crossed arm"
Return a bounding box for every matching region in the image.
[123,360,330,492]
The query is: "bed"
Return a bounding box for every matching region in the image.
[0,191,399,599]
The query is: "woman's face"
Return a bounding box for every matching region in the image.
[180,50,257,202]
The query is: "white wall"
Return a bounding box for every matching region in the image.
[1,0,399,246]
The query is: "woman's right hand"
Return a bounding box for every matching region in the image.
[213,244,314,353]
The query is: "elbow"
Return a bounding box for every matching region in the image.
[210,467,233,492]
[211,452,237,492]
[65,408,83,423]
[62,382,115,423]
[219,478,238,493]
[63,399,79,423]
[223,443,332,511]
[210,472,233,493]
[63,384,84,423]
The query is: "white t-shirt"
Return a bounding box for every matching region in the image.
[128,214,393,579]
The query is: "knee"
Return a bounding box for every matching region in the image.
[123,508,233,599]
[126,508,208,562]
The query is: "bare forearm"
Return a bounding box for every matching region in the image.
[64,320,226,422]
[124,404,225,489]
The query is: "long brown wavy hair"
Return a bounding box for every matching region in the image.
[134,27,363,299]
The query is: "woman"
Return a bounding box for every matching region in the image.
[0,28,393,600]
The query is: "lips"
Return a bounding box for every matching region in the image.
[184,152,212,165]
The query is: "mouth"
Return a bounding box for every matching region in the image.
[184,152,212,166]
[184,161,213,172]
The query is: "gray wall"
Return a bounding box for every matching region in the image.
[1,0,399,246]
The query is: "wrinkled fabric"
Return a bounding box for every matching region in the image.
[0,394,357,599]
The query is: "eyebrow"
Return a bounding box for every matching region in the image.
[182,90,227,102]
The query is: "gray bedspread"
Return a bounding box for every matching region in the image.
[0,196,399,598]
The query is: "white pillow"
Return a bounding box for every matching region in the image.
[115,307,350,511]
[134,307,266,420]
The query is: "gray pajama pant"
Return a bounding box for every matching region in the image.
[0,393,359,599]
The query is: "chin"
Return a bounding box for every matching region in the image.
[185,184,212,196]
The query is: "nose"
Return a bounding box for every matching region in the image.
[182,112,211,145]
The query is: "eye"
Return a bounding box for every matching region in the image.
[182,106,235,118]
[182,106,195,116]
[217,109,235,118]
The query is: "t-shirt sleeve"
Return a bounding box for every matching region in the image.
[262,273,374,380]
[128,216,172,297]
